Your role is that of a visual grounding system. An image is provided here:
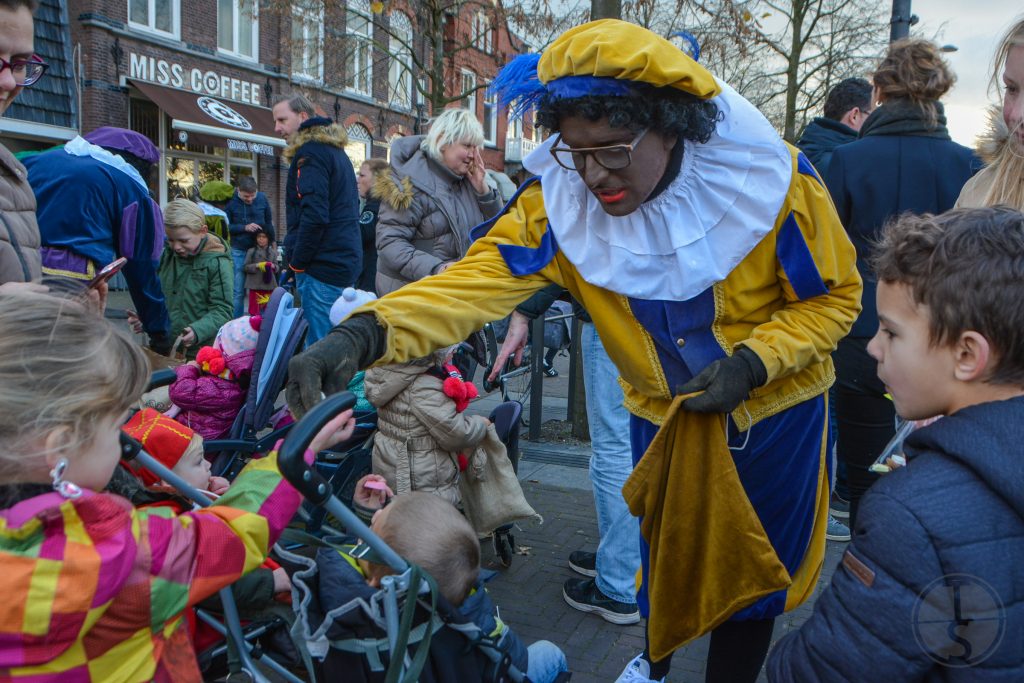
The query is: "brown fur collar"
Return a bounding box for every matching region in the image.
[283,121,349,162]
[373,172,415,212]
[976,106,1010,165]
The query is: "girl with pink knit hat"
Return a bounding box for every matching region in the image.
[169,314,262,440]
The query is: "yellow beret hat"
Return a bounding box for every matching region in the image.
[539,20,721,99]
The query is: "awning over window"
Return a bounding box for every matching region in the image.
[130,80,284,156]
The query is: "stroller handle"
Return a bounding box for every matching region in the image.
[278,391,357,505]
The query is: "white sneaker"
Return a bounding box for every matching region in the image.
[615,654,665,683]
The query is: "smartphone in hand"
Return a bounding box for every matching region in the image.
[87,257,128,290]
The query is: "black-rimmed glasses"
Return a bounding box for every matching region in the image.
[1,55,48,87]
[549,128,648,172]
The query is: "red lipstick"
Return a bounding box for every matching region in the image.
[596,189,627,203]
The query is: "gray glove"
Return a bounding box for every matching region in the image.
[677,347,767,413]
[286,313,385,418]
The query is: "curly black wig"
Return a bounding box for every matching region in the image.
[535,88,722,144]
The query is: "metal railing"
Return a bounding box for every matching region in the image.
[504,136,541,162]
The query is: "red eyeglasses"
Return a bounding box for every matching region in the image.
[0,54,48,87]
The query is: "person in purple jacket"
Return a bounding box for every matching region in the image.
[23,127,171,353]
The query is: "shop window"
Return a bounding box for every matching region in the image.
[345,124,372,170]
[129,0,178,37]
[483,87,498,145]
[345,0,373,97]
[218,0,259,61]
[460,70,477,116]
[472,11,492,54]
[291,0,324,82]
[388,12,413,110]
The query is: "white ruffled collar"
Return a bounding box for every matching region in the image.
[524,81,792,302]
[63,136,149,191]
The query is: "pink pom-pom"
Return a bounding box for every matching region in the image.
[249,315,263,332]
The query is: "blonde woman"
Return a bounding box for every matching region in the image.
[158,198,233,358]
[957,17,1024,210]
[374,108,501,295]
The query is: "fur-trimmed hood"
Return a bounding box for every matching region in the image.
[372,134,464,212]
[975,105,1010,165]
[283,117,348,162]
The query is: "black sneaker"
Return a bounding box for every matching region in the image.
[542,360,559,377]
[568,550,597,577]
[563,577,640,624]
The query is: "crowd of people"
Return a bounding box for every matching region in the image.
[1,0,1023,678]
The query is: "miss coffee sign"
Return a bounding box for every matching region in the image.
[129,53,262,106]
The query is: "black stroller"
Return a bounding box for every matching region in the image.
[279,394,565,682]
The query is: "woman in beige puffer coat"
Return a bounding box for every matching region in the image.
[364,346,489,505]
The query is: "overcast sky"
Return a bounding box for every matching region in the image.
[925,0,1020,146]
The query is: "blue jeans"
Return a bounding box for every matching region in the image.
[582,322,640,605]
[231,248,247,318]
[527,640,568,683]
[295,273,345,347]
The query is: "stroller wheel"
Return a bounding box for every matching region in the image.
[493,530,515,568]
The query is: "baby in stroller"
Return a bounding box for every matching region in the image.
[168,313,261,440]
[120,408,291,604]
[300,478,568,682]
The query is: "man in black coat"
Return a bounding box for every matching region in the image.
[225,174,275,316]
[797,78,873,176]
[273,94,361,345]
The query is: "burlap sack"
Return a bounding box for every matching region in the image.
[458,424,541,535]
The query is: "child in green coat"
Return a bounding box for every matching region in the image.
[158,198,233,359]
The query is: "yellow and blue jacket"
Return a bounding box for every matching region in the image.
[362,145,862,432]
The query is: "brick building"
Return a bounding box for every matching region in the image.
[0,0,537,237]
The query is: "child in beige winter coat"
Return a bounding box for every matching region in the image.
[364,345,488,505]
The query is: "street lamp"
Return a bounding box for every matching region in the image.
[940,44,959,53]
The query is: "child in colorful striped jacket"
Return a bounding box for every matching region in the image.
[0,290,354,682]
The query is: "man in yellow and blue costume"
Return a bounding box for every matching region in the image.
[286,20,862,683]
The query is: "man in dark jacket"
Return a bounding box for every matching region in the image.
[797,78,873,176]
[767,207,1024,682]
[225,174,274,316]
[273,94,361,345]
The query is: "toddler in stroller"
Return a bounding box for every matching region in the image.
[169,313,262,440]
[291,480,568,682]
[120,408,292,605]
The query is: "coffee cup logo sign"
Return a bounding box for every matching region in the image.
[197,97,253,131]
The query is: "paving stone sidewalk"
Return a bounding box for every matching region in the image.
[483,476,845,683]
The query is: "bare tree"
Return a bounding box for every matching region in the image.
[618,0,886,141]
[266,0,556,118]
[736,0,888,140]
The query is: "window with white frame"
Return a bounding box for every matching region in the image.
[508,113,523,139]
[291,0,324,81]
[483,86,498,145]
[218,0,258,60]
[128,0,178,37]
[345,0,373,96]
[472,11,492,53]
[344,124,372,170]
[388,12,413,109]
[460,70,477,116]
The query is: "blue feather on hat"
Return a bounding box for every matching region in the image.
[489,53,545,119]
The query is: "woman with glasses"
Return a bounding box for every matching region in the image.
[0,0,47,290]
[286,20,862,683]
